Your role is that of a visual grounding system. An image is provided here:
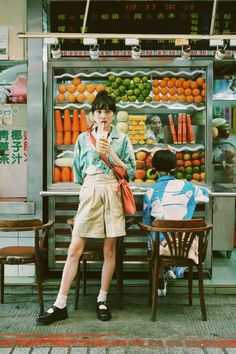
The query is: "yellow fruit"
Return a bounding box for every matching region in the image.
[67,84,77,94]
[57,93,66,102]
[58,84,67,93]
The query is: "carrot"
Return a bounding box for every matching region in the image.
[80,109,88,132]
[54,166,61,183]
[56,132,64,145]
[72,109,80,132]
[64,131,72,145]
[55,110,63,132]
[63,109,72,132]
[61,167,71,182]
[72,131,79,145]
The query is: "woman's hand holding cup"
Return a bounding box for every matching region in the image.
[96,130,109,153]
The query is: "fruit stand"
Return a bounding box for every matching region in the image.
[43,59,213,273]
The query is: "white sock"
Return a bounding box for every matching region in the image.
[53,293,67,309]
[97,289,108,303]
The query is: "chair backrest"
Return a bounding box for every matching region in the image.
[0,219,54,250]
[148,219,212,265]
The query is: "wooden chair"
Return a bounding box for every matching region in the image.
[139,219,213,321]
[0,219,54,314]
[67,218,123,310]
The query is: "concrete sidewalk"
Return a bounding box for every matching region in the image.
[1,293,236,353]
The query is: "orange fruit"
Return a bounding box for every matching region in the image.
[190,81,198,89]
[163,76,170,81]
[192,88,200,96]
[184,160,192,167]
[72,77,81,85]
[170,95,177,102]
[87,83,96,93]
[77,83,86,93]
[196,77,204,86]
[201,89,206,97]
[177,87,184,95]
[161,95,169,101]
[194,95,203,103]
[58,84,67,93]
[192,152,200,159]
[67,93,76,102]
[154,94,161,101]
[178,95,186,102]
[67,84,77,93]
[152,79,159,87]
[183,80,191,89]
[167,80,175,88]
[176,152,183,159]
[200,157,205,164]
[174,79,182,88]
[153,87,161,95]
[169,87,176,95]
[96,83,105,92]
[57,93,66,102]
[192,173,200,180]
[160,80,167,88]
[77,93,86,103]
[177,159,184,167]
[192,159,200,166]
[86,93,96,103]
[186,95,194,103]
[184,88,192,96]
[200,172,205,181]
[183,153,191,160]
[202,82,206,89]
[161,87,168,95]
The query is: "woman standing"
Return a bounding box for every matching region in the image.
[37,90,136,324]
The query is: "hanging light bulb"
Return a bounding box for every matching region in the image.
[215,40,228,61]
[181,45,191,60]
[89,44,99,60]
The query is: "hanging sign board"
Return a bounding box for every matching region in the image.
[0,26,8,60]
[50,1,236,55]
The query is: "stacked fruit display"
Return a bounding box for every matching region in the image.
[128,115,147,145]
[175,150,205,182]
[152,76,206,104]
[56,77,105,104]
[105,74,152,103]
[134,151,159,183]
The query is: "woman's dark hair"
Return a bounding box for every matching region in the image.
[91,90,116,113]
[151,149,177,172]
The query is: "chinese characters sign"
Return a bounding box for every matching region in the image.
[0,129,27,165]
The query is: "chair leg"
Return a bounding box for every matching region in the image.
[0,264,4,304]
[198,264,207,321]
[151,257,159,321]
[74,259,81,310]
[35,259,44,315]
[188,265,193,306]
[148,262,153,306]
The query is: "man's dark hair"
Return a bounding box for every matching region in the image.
[151,150,177,172]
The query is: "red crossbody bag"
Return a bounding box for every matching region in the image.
[88,127,136,215]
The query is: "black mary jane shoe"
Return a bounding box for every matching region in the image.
[36,305,68,325]
[96,301,112,321]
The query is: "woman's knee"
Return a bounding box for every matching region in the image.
[103,239,116,259]
[68,238,85,259]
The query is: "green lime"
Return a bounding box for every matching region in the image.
[185,174,192,180]
[129,95,137,102]
[111,82,118,89]
[176,172,183,179]
[138,83,145,91]
[133,76,141,84]
[113,89,120,97]
[193,166,200,173]
[106,80,112,87]
[145,81,152,90]
[127,89,134,96]
[129,83,136,90]
[108,74,116,82]
[134,88,141,96]
[142,89,150,97]
[105,87,113,94]
[121,95,128,102]
[185,166,193,174]
[200,165,205,172]
[115,96,121,103]
[115,77,122,85]
[119,85,126,94]
[123,78,131,87]
[145,96,152,102]
[137,95,145,102]
[142,75,149,82]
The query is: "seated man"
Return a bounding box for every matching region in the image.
[142,148,210,296]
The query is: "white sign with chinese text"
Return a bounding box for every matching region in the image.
[0,26,8,60]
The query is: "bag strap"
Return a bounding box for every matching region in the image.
[87,125,119,177]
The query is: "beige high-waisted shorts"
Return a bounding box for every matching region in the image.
[72,174,126,239]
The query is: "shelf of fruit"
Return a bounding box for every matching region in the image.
[54,72,206,108]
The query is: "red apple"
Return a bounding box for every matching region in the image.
[145,154,153,168]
